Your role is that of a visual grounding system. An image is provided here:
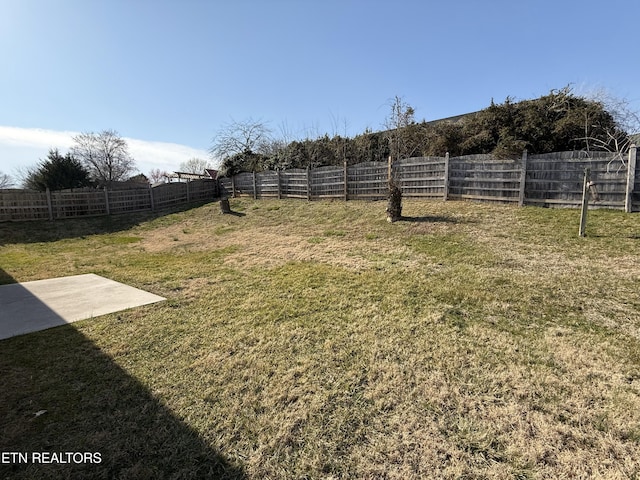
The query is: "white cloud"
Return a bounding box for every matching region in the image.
[0,126,213,178]
[0,126,76,149]
[126,138,212,170]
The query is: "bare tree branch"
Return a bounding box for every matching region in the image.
[384,95,418,161]
[0,172,14,189]
[577,87,640,158]
[148,168,170,184]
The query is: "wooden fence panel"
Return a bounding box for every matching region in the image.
[151,183,187,210]
[187,179,218,202]
[218,178,232,198]
[232,173,255,197]
[526,152,628,208]
[347,161,388,200]
[0,190,50,221]
[256,171,279,198]
[280,169,308,198]
[51,189,107,218]
[109,187,152,213]
[395,156,446,198]
[311,166,344,199]
[448,155,522,203]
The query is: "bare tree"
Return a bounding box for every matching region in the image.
[0,172,14,189]
[179,158,211,174]
[209,118,272,160]
[71,130,136,184]
[149,168,170,184]
[384,95,419,161]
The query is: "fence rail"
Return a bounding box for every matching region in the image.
[0,179,219,222]
[219,147,639,212]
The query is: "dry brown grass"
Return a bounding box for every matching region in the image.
[1,198,640,479]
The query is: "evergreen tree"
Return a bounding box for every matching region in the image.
[23,149,92,191]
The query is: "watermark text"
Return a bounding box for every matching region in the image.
[1,452,102,464]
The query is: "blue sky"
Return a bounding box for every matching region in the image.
[2,0,639,183]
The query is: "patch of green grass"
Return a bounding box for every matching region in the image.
[213,225,235,235]
[323,229,346,237]
[406,232,496,265]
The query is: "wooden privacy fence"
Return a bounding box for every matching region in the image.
[3,149,638,222]
[0,179,218,222]
[219,147,640,212]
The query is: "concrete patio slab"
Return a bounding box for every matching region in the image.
[0,273,165,341]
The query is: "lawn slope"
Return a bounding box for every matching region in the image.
[1,199,639,479]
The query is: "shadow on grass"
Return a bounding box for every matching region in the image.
[0,201,217,246]
[0,268,15,285]
[222,211,246,217]
[219,197,246,217]
[0,268,245,479]
[399,215,463,223]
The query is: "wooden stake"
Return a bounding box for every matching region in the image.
[579,167,590,237]
[625,144,637,213]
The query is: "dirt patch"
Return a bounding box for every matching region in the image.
[140,220,424,272]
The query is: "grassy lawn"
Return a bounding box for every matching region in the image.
[1,198,640,479]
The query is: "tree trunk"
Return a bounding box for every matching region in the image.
[386,178,402,222]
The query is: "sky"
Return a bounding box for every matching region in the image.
[1,0,639,185]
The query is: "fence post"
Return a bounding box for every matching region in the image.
[277,170,282,199]
[252,172,257,200]
[519,150,528,207]
[231,175,236,198]
[387,156,392,181]
[46,187,53,220]
[579,167,591,237]
[625,144,637,213]
[443,153,450,201]
[104,187,111,215]
[306,166,311,201]
[344,160,348,201]
[149,184,155,212]
[186,180,191,203]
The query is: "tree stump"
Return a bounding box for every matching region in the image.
[386,179,402,222]
[219,198,231,214]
